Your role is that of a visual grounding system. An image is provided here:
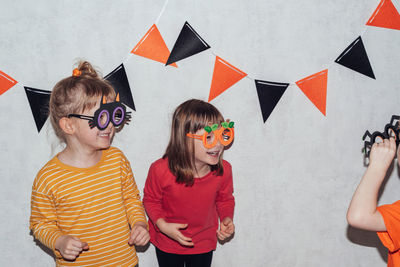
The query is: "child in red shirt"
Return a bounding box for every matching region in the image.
[347,137,400,267]
[143,99,235,267]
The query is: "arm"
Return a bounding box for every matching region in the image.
[216,163,235,240]
[216,163,235,221]
[347,138,397,231]
[30,184,88,260]
[30,189,63,257]
[143,163,166,226]
[120,157,149,246]
[121,157,147,227]
[143,163,193,246]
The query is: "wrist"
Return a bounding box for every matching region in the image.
[367,163,391,176]
[54,235,66,251]
[155,218,166,230]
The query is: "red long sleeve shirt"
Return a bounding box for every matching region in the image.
[143,158,235,254]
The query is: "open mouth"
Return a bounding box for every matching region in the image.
[207,151,220,157]
[99,132,111,138]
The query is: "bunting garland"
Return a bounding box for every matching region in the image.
[131,24,178,67]
[104,64,136,111]
[366,0,400,30]
[166,21,211,66]
[255,80,289,123]
[296,70,328,116]
[2,0,400,131]
[335,36,375,79]
[0,71,17,95]
[24,87,51,133]
[208,56,247,102]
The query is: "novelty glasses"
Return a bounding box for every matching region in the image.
[186,121,235,149]
[68,94,131,130]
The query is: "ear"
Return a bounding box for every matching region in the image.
[59,117,76,135]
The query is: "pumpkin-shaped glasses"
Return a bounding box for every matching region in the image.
[186,121,234,149]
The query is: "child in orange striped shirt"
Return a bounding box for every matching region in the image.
[29,61,149,267]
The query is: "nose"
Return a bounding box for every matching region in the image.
[104,120,114,131]
[215,139,224,149]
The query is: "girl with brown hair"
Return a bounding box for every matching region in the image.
[143,99,235,267]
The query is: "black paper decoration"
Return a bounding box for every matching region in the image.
[166,21,211,66]
[105,64,135,111]
[24,87,51,133]
[335,36,375,79]
[255,80,289,123]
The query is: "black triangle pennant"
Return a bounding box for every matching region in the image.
[24,87,51,133]
[105,64,135,111]
[166,21,211,66]
[255,80,289,123]
[335,36,375,79]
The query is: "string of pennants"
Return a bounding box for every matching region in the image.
[1,0,400,133]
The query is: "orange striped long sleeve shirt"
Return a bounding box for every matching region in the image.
[30,147,147,267]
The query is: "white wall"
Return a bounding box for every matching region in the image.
[1,0,400,266]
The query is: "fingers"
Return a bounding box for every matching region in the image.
[178,223,188,230]
[129,224,150,246]
[61,239,88,260]
[218,218,235,241]
[129,227,150,246]
[175,224,193,246]
[81,242,89,250]
[176,232,194,246]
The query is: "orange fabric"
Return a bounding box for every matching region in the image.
[377,200,400,267]
[208,56,247,102]
[30,147,147,266]
[367,0,400,30]
[295,69,328,116]
[0,70,17,95]
[131,24,178,67]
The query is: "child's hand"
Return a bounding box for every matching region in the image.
[156,218,194,247]
[128,221,150,246]
[369,138,397,172]
[55,235,89,260]
[217,217,235,241]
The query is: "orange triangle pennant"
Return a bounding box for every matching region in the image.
[366,0,400,30]
[208,56,247,102]
[295,69,328,116]
[131,24,177,67]
[0,71,17,95]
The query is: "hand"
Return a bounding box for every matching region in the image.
[217,217,235,241]
[55,235,89,260]
[369,138,396,172]
[128,222,150,246]
[156,218,194,246]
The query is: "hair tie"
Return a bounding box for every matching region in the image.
[72,68,81,77]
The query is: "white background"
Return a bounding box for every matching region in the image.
[1,0,400,266]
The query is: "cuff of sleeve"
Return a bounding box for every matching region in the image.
[51,233,64,259]
[219,211,234,221]
[130,215,149,230]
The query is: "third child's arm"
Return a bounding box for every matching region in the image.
[347,138,397,231]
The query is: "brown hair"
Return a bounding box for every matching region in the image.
[163,99,225,186]
[49,61,116,143]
